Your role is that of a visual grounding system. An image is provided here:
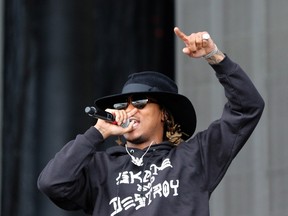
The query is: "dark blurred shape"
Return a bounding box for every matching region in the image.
[1,0,174,215]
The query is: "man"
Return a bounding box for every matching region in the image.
[38,27,264,216]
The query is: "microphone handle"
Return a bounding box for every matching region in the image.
[85,106,130,128]
[85,106,115,122]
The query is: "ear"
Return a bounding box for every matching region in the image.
[161,109,167,122]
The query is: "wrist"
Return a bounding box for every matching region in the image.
[203,44,225,64]
[203,44,219,59]
[94,124,109,139]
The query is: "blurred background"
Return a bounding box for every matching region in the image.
[1,0,287,216]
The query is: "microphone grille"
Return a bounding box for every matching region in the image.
[121,119,130,128]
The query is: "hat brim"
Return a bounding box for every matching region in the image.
[95,91,196,139]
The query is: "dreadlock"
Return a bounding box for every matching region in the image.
[162,108,185,145]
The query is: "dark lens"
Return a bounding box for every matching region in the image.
[131,99,148,109]
[113,102,128,110]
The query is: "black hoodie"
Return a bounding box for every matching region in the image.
[38,56,265,216]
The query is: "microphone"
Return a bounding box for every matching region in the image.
[85,106,130,128]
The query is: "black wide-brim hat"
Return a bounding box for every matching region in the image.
[95,71,197,139]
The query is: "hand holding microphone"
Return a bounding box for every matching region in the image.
[85,106,130,128]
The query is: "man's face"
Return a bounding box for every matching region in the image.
[122,97,164,145]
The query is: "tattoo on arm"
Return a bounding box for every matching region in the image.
[205,50,226,65]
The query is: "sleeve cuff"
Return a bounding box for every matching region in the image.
[83,126,105,146]
[210,55,239,76]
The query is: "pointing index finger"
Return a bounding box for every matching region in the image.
[174,27,189,44]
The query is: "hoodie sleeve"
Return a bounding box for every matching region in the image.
[37,126,104,214]
[196,56,265,192]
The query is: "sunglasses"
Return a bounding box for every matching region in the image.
[113,96,157,110]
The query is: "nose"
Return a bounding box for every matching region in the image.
[125,102,135,111]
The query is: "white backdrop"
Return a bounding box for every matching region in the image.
[175,0,288,215]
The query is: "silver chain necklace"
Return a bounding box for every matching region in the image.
[125,141,154,166]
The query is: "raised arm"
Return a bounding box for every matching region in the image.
[175,27,265,192]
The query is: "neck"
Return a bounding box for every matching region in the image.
[127,140,158,150]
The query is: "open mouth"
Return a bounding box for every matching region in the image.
[130,118,140,128]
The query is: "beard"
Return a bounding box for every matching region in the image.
[124,134,148,145]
